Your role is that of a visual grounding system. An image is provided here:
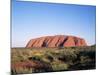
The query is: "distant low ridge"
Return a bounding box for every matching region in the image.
[26,35,87,48]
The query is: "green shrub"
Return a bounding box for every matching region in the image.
[51,62,69,71]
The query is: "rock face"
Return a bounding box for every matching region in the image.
[26,35,87,48]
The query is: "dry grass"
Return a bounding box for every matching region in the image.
[11,45,96,74]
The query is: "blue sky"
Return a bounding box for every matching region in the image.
[12,0,96,47]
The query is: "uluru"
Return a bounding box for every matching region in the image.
[26,35,87,48]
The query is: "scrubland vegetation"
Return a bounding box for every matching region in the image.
[11,45,96,75]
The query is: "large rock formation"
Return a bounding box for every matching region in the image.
[26,35,87,48]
